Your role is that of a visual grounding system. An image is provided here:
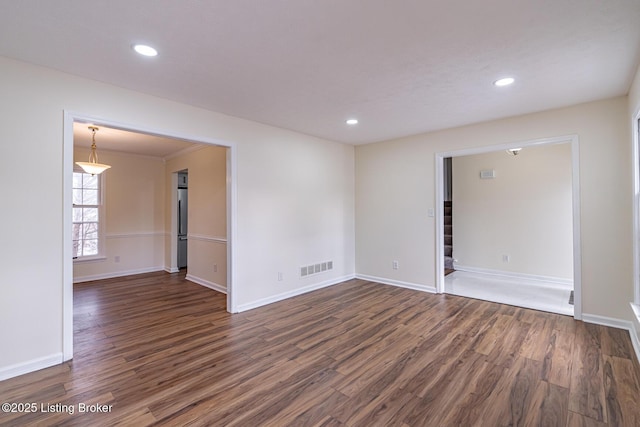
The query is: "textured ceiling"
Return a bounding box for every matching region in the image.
[1,0,640,147]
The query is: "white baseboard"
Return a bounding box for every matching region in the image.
[237,274,356,312]
[582,312,640,365]
[185,274,227,294]
[629,318,640,366]
[453,265,573,288]
[0,353,63,381]
[355,274,437,294]
[165,267,180,273]
[581,313,633,330]
[73,266,164,283]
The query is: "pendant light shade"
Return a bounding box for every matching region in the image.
[76,126,111,175]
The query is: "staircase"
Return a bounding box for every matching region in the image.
[444,201,454,270]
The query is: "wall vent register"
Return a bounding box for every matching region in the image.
[300,261,333,277]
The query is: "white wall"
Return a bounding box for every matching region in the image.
[165,146,228,291]
[356,96,632,320]
[451,143,573,280]
[0,56,355,377]
[72,148,166,282]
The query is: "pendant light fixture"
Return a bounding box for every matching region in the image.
[76,126,111,175]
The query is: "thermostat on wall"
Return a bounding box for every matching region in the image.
[480,169,496,179]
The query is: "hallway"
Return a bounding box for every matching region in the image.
[445,270,573,316]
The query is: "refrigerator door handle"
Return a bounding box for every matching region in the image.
[178,200,182,235]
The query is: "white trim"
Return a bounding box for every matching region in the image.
[73,255,107,263]
[73,266,165,283]
[105,231,165,239]
[632,110,640,305]
[630,303,640,364]
[356,274,437,294]
[165,266,180,273]
[435,134,582,320]
[237,274,355,312]
[582,313,633,330]
[186,274,227,294]
[227,143,238,313]
[63,112,74,361]
[435,154,445,293]
[188,234,227,243]
[630,321,640,367]
[453,265,573,288]
[63,110,238,365]
[0,353,63,381]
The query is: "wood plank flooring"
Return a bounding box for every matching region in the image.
[1,271,640,426]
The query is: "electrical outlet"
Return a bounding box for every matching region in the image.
[392,260,399,270]
[502,255,510,262]
[278,272,283,281]
[213,264,218,273]
[114,255,120,263]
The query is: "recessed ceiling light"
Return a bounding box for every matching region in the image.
[346,119,358,125]
[133,44,158,57]
[494,77,515,87]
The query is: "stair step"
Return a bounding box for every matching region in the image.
[445,256,454,269]
[444,225,452,235]
[445,245,453,257]
[444,235,452,245]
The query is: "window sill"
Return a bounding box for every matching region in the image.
[73,255,107,264]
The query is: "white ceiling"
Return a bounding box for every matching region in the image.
[2,1,640,147]
[73,123,197,158]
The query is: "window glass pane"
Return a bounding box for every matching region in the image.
[83,239,98,256]
[72,240,81,257]
[72,223,82,240]
[83,208,98,222]
[73,189,83,205]
[84,174,98,189]
[73,208,83,222]
[73,173,83,188]
[82,223,98,240]
[83,189,98,205]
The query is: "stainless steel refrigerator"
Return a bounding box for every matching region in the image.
[177,188,188,268]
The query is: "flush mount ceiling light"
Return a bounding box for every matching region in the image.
[346,119,358,125]
[506,147,522,156]
[494,77,515,87]
[132,44,158,57]
[76,126,111,175]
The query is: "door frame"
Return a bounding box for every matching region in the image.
[62,111,238,360]
[632,109,640,307]
[434,134,582,320]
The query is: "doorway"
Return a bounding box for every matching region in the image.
[435,135,582,319]
[62,111,237,361]
[177,170,189,270]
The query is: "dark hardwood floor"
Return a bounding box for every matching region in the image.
[1,271,640,426]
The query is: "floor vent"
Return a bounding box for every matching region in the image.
[301,261,333,278]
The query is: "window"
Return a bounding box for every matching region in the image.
[72,170,104,260]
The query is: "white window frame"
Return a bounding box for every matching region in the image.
[72,167,106,262]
